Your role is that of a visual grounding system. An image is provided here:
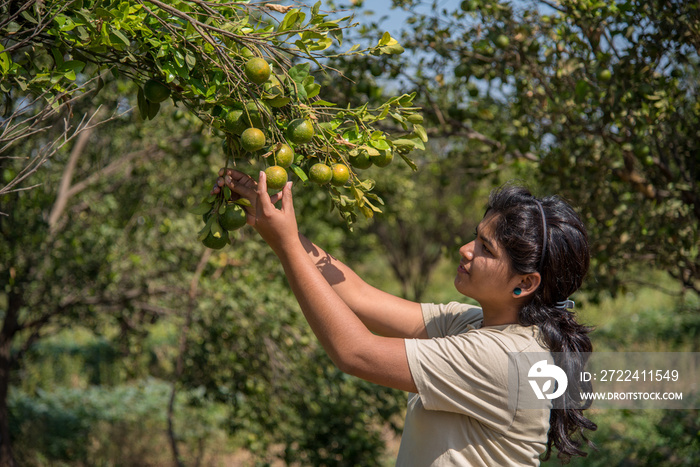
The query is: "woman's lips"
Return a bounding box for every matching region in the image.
[458,263,469,274]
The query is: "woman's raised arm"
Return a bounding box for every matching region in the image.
[225,170,418,392]
[222,168,427,339]
[297,234,427,338]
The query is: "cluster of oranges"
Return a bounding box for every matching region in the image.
[195,56,360,249]
[221,57,354,192]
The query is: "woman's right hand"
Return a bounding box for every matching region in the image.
[211,168,283,227]
[215,168,299,255]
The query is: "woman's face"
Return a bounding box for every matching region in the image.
[454,213,518,309]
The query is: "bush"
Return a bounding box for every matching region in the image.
[9,379,229,466]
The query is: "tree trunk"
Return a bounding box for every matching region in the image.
[0,292,21,467]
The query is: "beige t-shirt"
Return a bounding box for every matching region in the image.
[397,302,551,466]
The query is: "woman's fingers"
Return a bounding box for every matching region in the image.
[225,169,258,200]
[255,171,277,216]
[280,181,294,213]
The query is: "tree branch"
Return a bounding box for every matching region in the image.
[48,125,94,230]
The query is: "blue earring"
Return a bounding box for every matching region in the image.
[514,288,522,296]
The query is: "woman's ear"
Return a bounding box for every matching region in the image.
[515,273,541,298]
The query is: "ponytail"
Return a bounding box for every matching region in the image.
[521,302,597,461]
[486,183,597,462]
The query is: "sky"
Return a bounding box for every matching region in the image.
[350,0,462,37]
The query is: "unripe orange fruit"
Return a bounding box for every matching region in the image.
[287,119,314,144]
[275,144,294,168]
[244,58,271,85]
[308,163,332,185]
[350,151,372,169]
[331,163,350,186]
[219,203,247,231]
[202,230,229,250]
[240,128,266,152]
[373,150,394,167]
[264,165,288,190]
[144,79,171,103]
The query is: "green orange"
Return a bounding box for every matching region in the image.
[240,128,266,152]
[219,203,247,231]
[460,0,478,12]
[330,163,350,186]
[308,163,333,185]
[287,119,314,144]
[264,165,288,190]
[275,144,294,168]
[202,230,229,250]
[143,79,171,103]
[350,151,372,169]
[244,57,271,85]
[224,109,245,134]
[494,34,510,49]
[597,69,612,82]
[373,150,394,167]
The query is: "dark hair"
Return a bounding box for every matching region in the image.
[485,183,597,463]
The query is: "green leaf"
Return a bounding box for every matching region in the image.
[137,86,148,120]
[294,39,311,56]
[197,216,214,241]
[391,139,416,150]
[110,28,131,47]
[329,28,343,47]
[413,124,428,142]
[234,198,252,207]
[360,145,380,156]
[20,10,38,24]
[378,32,392,47]
[398,93,416,106]
[370,138,391,151]
[189,201,213,215]
[95,7,112,19]
[303,77,321,99]
[291,165,308,182]
[399,153,418,171]
[51,48,64,67]
[288,63,310,83]
[211,219,223,239]
[375,32,405,55]
[185,52,196,70]
[147,100,160,120]
[60,60,86,75]
[0,45,11,74]
[279,9,304,32]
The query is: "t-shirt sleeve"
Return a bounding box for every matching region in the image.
[405,330,515,433]
[421,302,484,338]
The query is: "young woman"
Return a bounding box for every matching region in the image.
[218,169,596,465]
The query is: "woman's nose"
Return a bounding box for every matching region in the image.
[460,242,474,260]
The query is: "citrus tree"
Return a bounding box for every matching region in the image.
[1,1,426,464]
[1,0,425,240]
[340,0,699,296]
[2,80,406,465]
